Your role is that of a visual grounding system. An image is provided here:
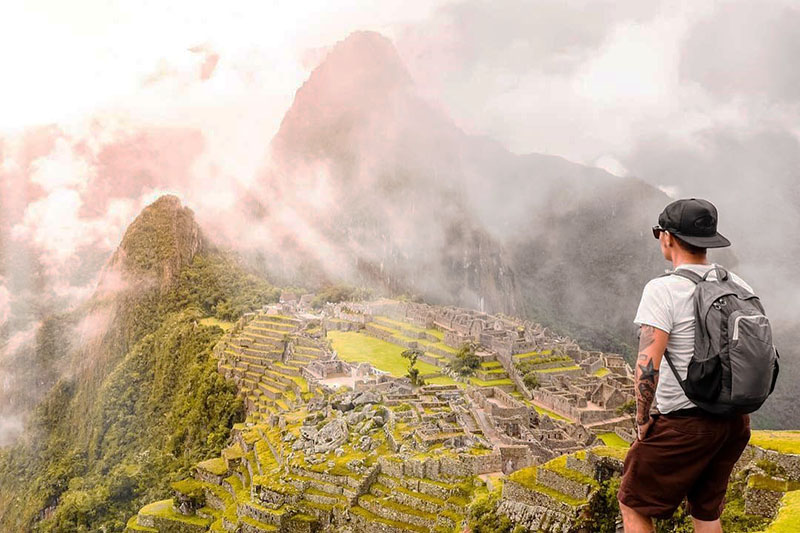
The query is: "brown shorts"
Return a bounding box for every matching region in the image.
[617,410,751,521]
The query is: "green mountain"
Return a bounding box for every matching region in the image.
[0,195,279,531]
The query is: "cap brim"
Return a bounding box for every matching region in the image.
[673,231,731,248]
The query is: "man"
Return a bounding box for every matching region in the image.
[617,198,752,533]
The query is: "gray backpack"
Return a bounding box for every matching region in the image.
[661,265,779,416]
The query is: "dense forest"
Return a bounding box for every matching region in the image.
[0,251,278,531]
[0,196,282,531]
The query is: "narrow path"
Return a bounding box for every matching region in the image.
[468,400,502,446]
[584,415,631,429]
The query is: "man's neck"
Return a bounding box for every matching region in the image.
[672,255,709,269]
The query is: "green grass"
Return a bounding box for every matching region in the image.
[423,375,461,386]
[326,330,441,377]
[533,404,570,422]
[350,505,428,533]
[747,474,800,492]
[429,341,457,354]
[285,374,309,393]
[514,349,554,360]
[469,376,514,387]
[125,516,158,532]
[197,457,228,476]
[598,432,630,448]
[506,466,587,506]
[760,490,800,532]
[139,500,211,526]
[373,316,429,334]
[199,317,235,331]
[533,365,581,374]
[750,431,800,454]
[541,455,597,488]
[425,328,444,340]
[593,367,611,377]
[239,516,279,531]
[590,446,629,461]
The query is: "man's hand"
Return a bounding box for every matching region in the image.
[635,325,668,440]
[637,416,654,441]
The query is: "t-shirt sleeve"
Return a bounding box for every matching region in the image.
[634,279,673,333]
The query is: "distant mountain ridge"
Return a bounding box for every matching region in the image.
[251,30,692,356]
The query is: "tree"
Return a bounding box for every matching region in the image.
[616,399,636,416]
[523,371,540,390]
[401,349,426,387]
[449,342,480,376]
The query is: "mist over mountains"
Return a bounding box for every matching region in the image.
[1,17,799,443]
[251,31,675,340]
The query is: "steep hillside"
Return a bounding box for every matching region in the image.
[0,196,280,531]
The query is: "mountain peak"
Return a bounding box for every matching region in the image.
[272,31,412,159]
[99,194,203,294]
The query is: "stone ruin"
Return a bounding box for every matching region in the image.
[126,298,643,533]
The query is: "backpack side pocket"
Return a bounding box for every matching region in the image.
[684,354,722,402]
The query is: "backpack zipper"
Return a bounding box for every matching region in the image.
[732,314,767,341]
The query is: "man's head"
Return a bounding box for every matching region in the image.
[652,198,729,261]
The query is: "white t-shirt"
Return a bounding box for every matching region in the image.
[633,262,754,414]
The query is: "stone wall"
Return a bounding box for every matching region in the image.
[377,452,502,480]
[500,445,535,472]
[615,427,635,443]
[501,479,578,516]
[536,468,591,501]
[496,500,572,533]
[577,408,618,425]
[747,446,800,481]
[324,318,360,331]
[532,390,580,420]
[495,350,533,401]
[580,358,604,374]
[744,483,783,519]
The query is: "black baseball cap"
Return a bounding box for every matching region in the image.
[656,198,731,248]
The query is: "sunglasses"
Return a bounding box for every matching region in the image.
[652,225,666,239]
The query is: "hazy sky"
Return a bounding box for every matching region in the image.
[1,0,799,330]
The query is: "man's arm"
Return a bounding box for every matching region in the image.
[635,325,669,440]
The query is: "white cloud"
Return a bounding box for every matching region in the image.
[0,415,23,446]
[593,155,628,177]
[12,188,89,271]
[0,0,444,134]
[28,137,93,192]
[0,281,9,326]
[657,185,679,198]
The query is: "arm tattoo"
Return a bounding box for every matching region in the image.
[638,359,659,384]
[635,326,661,427]
[636,382,657,426]
[637,325,656,361]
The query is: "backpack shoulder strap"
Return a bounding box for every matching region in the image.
[662,349,686,390]
[660,269,703,284]
[701,265,729,281]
